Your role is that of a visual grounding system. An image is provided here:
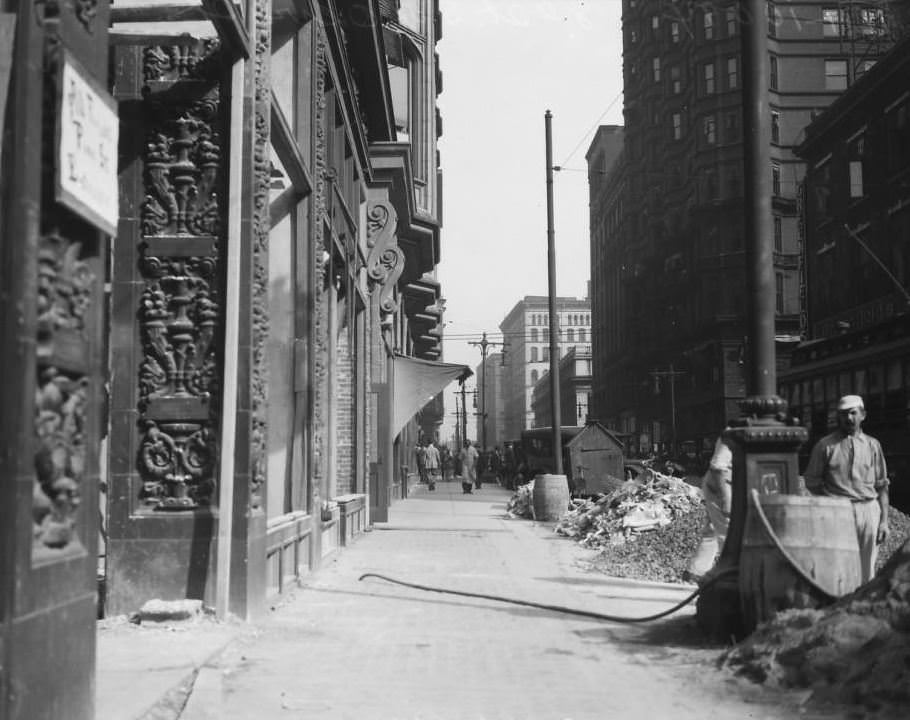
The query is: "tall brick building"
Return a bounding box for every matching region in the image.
[588,0,900,458]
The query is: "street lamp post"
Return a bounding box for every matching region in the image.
[469,331,504,451]
[696,0,808,640]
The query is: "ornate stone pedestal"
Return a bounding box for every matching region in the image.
[695,395,808,640]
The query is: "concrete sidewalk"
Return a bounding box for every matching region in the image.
[97,481,830,720]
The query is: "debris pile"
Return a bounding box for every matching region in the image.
[724,507,910,716]
[555,470,707,583]
[506,480,535,519]
[555,471,702,547]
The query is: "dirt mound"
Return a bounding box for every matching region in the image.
[724,516,910,715]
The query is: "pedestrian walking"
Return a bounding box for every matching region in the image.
[804,394,890,583]
[460,440,478,494]
[423,441,440,491]
[685,430,733,583]
[416,442,427,484]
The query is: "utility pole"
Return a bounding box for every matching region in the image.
[468,331,504,451]
[453,390,462,449]
[459,380,468,448]
[545,109,563,475]
[649,364,686,456]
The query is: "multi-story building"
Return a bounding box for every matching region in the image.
[474,352,506,450]
[0,1,454,716]
[531,345,594,428]
[589,0,900,459]
[498,295,591,441]
[781,32,910,509]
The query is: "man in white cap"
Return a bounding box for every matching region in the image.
[804,394,890,582]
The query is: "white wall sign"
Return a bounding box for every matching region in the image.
[56,50,119,236]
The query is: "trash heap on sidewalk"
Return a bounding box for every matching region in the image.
[554,470,701,545]
[506,480,536,519]
[506,469,708,583]
[555,469,707,583]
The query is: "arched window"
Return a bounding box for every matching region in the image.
[530,328,538,342]
[567,328,575,342]
[530,346,538,362]
[531,369,539,383]
[543,347,550,362]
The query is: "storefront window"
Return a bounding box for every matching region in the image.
[266,213,295,518]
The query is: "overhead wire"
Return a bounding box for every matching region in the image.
[556,90,623,169]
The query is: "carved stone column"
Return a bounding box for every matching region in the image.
[364,197,403,522]
[107,37,227,614]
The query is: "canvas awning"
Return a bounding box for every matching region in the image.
[392,354,472,439]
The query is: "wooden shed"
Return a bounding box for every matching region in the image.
[565,422,626,495]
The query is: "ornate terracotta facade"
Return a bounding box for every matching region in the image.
[2,1,446,715]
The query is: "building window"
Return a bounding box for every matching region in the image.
[849,161,863,198]
[567,328,575,342]
[671,21,680,43]
[771,110,781,143]
[772,164,781,196]
[672,113,682,140]
[727,57,738,90]
[767,1,777,37]
[770,55,778,90]
[651,15,659,32]
[857,7,886,37]
[703,11,714,39]
[531,327,539,342]
[704,115,716,144]
[705,168,718,200]
[774,215,783,252]
[531,369,539,384]
[671,65,681,94]
[543,347,550,362]
[652,56,661,82]
[531,347,539,362]
[726,7,738,36]
[776,273,785,314]
[822,7,843,37]
[703,62,715,94]
[825,59,848,90]
[725,111,739,141]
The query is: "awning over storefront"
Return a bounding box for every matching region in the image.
[392,354,472,439]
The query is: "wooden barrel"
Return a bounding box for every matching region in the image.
[740,492,861,632]
[532,474,570,521]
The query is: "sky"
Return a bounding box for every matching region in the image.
[434,0,625,441]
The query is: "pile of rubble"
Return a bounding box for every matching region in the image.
[554,470,707,583]
[505,480,535,519]
[554,470,702,547]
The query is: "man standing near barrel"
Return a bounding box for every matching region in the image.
[804,394,890,583]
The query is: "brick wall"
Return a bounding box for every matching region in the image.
[335,328,354,495]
